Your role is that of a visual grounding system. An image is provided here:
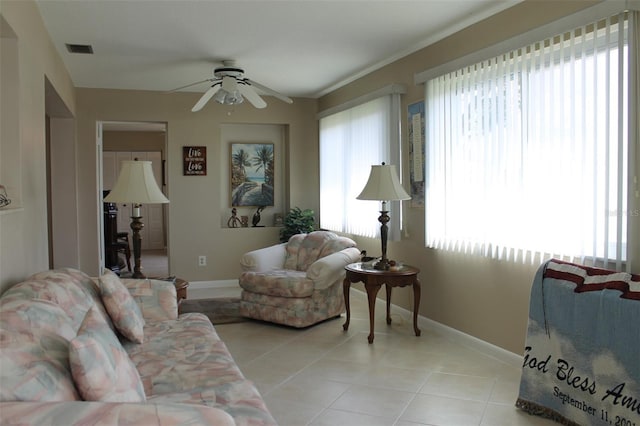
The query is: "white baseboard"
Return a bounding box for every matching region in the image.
[352,288,523,369]
[418,315,523,368]
[188,279,239,290]
[188,281,522,368]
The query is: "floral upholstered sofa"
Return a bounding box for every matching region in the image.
[0,268,276,425]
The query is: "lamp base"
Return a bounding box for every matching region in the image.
[130,215,145,279]
[373,258,391,271]
[375,209,391,271]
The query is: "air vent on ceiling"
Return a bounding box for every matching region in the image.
[65,43,93,54]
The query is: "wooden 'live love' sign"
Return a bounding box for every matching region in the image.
[183,146,206,176]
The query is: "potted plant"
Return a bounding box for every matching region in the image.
[280,207,315,242]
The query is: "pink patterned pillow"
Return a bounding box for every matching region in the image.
[99,270,144,343]
[69,306,146,402]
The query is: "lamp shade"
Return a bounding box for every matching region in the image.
[357,163,411,201]
[104,160,169,204]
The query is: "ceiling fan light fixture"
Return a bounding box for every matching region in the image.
[182,60,291,111]
[213,88,244,106]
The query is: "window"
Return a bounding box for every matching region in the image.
[319,86,404,239]
[423,12,636,270]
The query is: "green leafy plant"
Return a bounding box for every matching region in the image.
[280,207,316,242]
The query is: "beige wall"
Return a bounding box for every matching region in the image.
[103,130,166,154]
[318,0,605,354]
[75,88,318,281]
[0,1,76,293]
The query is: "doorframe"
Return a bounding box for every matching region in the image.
[96,122,105,272]
[96,121,169,275]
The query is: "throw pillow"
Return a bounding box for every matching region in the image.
[69,306,146,402]
[0,330,81,402]
[99,269,145,343]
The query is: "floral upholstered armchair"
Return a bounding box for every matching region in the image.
[239,231,361,327]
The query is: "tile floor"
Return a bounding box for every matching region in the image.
[200,286,556,426]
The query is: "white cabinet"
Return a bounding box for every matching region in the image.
[102,151,165,250]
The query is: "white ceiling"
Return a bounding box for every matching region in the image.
[37,0,521,101]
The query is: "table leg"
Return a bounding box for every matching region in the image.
[385,284,392,325]
[413,279,422,337]
[366,283,382,343]
[342,278,351,331]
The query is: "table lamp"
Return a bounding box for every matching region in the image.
[357,162,410,270]
[104,159,169,278]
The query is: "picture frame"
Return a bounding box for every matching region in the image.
[230,143,275,207]
[408,101,425,208]
[183,146,207,176]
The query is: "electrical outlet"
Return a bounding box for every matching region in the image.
[198,256,206,266]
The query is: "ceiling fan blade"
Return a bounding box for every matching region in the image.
[166,79,212,93]
[247,79,293,104]
[238,84,267,109]
[191,84,221,112]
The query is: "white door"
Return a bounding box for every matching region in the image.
[115,152,133,234]
[102,152,117,195]
[141,152,164,250]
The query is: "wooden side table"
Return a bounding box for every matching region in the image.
[174,278,189,304]
[342,262,421,343]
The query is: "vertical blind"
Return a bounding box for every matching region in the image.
[320,95,401,238]
[424,12,635,270]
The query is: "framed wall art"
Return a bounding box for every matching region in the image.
[408,101,425,208]
[230,143,275,207]
[183,146,206,176]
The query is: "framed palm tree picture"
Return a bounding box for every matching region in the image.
[230,143,275,207]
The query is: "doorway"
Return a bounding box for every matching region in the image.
[99,121,169,277]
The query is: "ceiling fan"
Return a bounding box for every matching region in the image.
[173,60,293,111]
